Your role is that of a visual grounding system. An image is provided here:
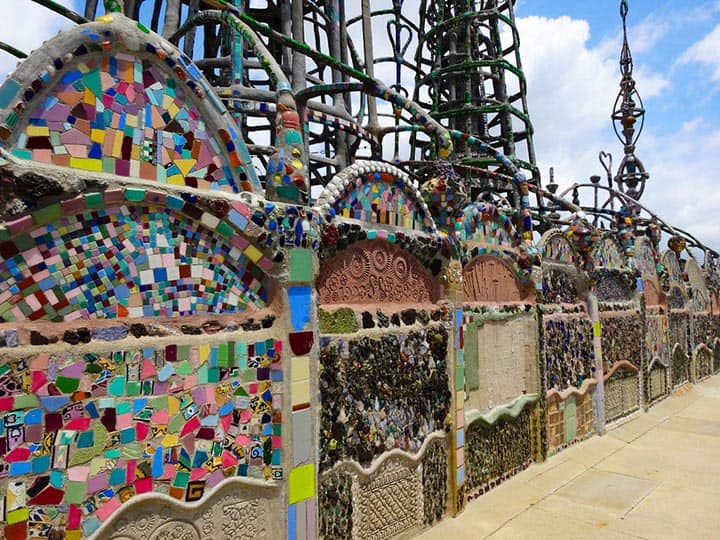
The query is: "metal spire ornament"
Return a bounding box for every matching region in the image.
[612,0,649,200]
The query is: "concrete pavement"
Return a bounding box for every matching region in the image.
[419,376,720,539]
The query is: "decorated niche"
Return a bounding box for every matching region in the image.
[0,16,258,194]
[316,239,438,305]
[541,230,578,265]
[603,361,640,423]
[686,258,710,312]
[591,233,627,270]
[314,161,436,232]
[462,256,533,304]
[634,237,663,306]
[646,358,669,405]
[0,200,273,321]
[671,343,690,387]
[539,231,584,304]
[693,345,713,381]
[590,234,636,302]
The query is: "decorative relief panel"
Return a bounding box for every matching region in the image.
[353,459,423,540]
[604,368,639,423]
[462,256,530,303]
[104,484,277,540]
[694,347,713,381]
[317,240,437,305]
[672,346,690,387]
[647,364,669,404]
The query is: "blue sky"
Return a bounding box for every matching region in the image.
[1,1,719,249]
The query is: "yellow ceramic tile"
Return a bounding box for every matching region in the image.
[288,463,315,504]
[292,356,310,382]
[291,380,310,406]
[244,244,263,263]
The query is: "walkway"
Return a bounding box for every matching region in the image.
[419,376,720,539]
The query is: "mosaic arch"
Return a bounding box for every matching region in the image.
[0,193,273,321]
[539,230,578,264]
[662,250,687,310]
[314,161,437,233]
[0,14,259,193]
[591,233,627,270]
[685,258,710,312]
[458,202,515,251]
[634,237,662,306]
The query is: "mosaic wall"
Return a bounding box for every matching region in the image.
[694,346,713,381]
[600,314,642,369]
[542,268,578,304]
[604,366,639,423]
[0,337,282,539]
[693,314,719,347]
[422,441,448,525]
[546,392,595,451]
[645,313,667,365]
[318,472,353,540]
[672,345,691,387]
[669,312,689,354]
[594,270,635,302]
[464,406,535,496]
[543,316,594,391]
[12,53,241,192]
[318,327,451,471]
[0,205,268,321]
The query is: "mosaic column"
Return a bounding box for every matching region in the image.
[285,246,318,540]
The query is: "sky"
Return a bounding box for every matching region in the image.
[1,1,719,249]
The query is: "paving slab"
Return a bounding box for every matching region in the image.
[418,374,720,539]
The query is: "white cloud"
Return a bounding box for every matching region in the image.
[677,23,720,81]
[513,14,720,250]
[0,1,80,81]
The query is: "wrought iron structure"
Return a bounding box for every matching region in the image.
[1,0,717,261]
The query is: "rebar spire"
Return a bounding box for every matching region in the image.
[612,0,649,200]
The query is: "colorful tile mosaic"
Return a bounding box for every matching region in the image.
[0,339,282,539]
[0,205,268,321]
[591,235,627,269]
[458,203,514,251]
[336,173,425,229]
[12,53,243,192]
[541,232,578,264]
